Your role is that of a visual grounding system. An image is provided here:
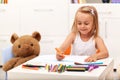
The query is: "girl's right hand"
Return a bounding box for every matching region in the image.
[55,48,65,61]
[56,52,65,61]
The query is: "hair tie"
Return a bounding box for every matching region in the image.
[90,9,94,15]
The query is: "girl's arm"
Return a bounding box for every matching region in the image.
[95,36,109,59]
[59,32,75,52]
[85,36,109,62]
[56,32,76,61]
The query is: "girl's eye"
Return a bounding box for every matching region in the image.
[78,23,81,25]
[30,43,33,46]
[85,23,89,25]
[18,45,21,48]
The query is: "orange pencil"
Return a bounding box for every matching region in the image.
[22,65,39,70]
[55,48,65,57]
[55,48,64,55]
[55,48,62,53]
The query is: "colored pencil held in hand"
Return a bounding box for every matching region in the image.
[55,48,65,58]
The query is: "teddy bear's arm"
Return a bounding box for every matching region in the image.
[2,57,21,71]
[14,55,37,67]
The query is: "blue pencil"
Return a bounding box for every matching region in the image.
[74,62,107,66]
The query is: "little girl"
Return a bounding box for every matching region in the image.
[56,6,109,62]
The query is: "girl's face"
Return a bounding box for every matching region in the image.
[76,12,94,36]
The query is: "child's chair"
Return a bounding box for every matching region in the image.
[64,45,71,55]
[117,65,120,79]
[2,45,14,80]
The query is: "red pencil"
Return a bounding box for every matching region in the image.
[22,65,39,70]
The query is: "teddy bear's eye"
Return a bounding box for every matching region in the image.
[30,43,33,46]
[18,45,21,48]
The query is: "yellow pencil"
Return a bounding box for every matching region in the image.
[58,64,63,70]
[58,64,63,73]
[45,64,49,72]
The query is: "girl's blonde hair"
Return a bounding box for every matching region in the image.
[72,6,99,38]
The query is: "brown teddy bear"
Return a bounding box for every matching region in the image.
[2,31,41,71]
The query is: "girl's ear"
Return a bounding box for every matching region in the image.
[32,31,41,41]
[11,33,19,44]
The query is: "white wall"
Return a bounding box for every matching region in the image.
[0,0,69,65]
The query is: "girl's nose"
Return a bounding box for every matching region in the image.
[81,24,85,28]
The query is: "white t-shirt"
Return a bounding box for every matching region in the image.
[71,33,96,56]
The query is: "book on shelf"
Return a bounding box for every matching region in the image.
[71,0,86,4]
[111,0,120,3]
[0,0,8,4]
[4,0,8,4]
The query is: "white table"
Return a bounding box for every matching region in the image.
[8,55,114,80]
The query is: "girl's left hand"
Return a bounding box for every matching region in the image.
[84,56,97,62]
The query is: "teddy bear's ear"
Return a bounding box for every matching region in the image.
[11,33,19,44]
[32,31,41,41]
